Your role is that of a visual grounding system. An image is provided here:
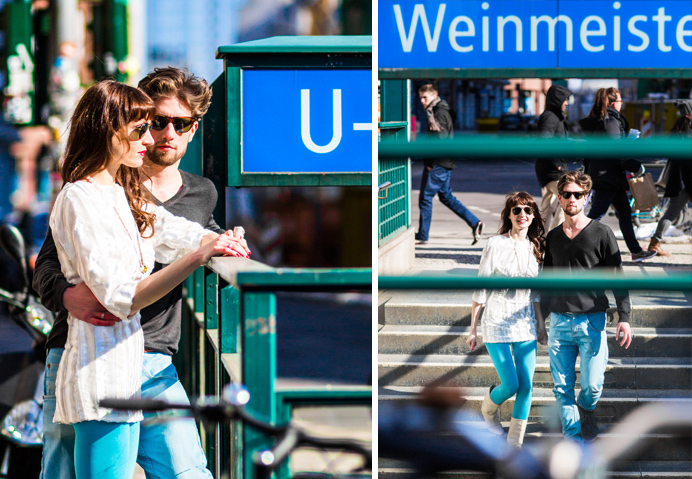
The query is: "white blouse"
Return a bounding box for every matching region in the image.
[49,181,211,423]
[472,235,540,343]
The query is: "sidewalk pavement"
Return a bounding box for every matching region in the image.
[409,189,692,277]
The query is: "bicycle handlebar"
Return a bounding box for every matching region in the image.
[100,389,372,474]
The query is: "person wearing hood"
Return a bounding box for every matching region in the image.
[415,83,483,245]
[535,84,572,231]
[579,87,656,262]
[647,99,692,256]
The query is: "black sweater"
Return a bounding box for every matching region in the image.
[33,170,224,355]
[540,220,631,322]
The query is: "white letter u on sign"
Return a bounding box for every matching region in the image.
[301,89,342,154]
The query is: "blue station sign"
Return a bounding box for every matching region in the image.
[379,0,692,69]
[242,69,372,174]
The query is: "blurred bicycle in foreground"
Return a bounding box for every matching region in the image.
[379,387,691,479]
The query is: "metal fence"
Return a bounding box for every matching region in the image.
[179,259,372,479]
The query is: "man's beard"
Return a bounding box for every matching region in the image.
[147,143,187,167]
[563,205,583,217]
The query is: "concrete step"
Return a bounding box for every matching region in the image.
[378,386,692,424]
[379,461,692,479]
[378,354,692,390]
[380,290,692,328]
[378,325,692,358]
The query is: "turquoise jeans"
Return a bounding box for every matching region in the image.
[548,312,608,442]
[41,349,212,479]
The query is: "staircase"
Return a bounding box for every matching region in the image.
[378,287,692,478]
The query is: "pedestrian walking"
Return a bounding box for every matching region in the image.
[647,99,692,256]
[467,191,546,447]
[35,78,249,479]
[542,171,632,443]
[535,84,572,231]
[579,87,656,262]
[415,83,483,245]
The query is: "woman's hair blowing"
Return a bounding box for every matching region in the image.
[61,79,157,236]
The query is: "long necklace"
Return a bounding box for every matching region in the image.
[511,235,531,277]
[113,206,147,274]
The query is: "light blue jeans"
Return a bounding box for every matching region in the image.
[41,349,213,479]
[548,312,608,442]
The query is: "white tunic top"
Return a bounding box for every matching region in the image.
[49,181,210,423]
[472,235,540,343]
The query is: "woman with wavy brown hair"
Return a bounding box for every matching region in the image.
[49,80,248,479]
[466,191,546,448]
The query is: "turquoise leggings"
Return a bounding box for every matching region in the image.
[485,340,537,420]
[73,421,139,479]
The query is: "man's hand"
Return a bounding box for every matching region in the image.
[63,283,120,326]
[615,321,632,349]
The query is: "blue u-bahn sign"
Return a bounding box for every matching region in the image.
[379,0,692,69]
[214,36,372,187]
[242,69,372,173]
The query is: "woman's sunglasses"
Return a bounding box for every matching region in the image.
[130,123,151,140]
[511,206,534,216]
[152,115,197,134]
[560,191,586,200]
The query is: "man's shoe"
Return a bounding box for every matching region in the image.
[472,221,484,245]
[631,250,657,262]
[647,238,671,256]
[415,240,428,245]
[578,405,599,442]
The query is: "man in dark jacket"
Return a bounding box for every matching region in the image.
[535,84,572,231]
[415,83,483,245]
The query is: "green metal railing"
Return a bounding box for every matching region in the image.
[379,136,692,159]
[181,259,372,479]
[378,156,409,244]
[378,79,411,245]
[379,272,692,292]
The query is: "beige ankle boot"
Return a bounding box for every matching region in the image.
[647,238,671,256]
[481,388,504,435]
[507,417,528,447]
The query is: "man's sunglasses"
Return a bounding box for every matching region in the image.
[511,206,534,216]
[130,123,151,140]
[152,115,197,134]
[560,191,587,200]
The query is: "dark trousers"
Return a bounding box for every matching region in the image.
[416,165,480,242]
[587,189,642,254]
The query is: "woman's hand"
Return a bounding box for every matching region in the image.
[197,232,249,265]
[222,228,251,258]
[466,328,478,352]
[536,322,548,346]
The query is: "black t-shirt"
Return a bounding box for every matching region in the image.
[34,170,224,355]
[540,220,631,322]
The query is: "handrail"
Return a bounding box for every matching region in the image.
[379,272,692,292]
[378,136,692,159]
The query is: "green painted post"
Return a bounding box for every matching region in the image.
[242,291,276,479]
[205,272,219,330]
[203,74,228,231]
[194,268,205,314]
[219,283,240,354]
[109,0,128,82]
